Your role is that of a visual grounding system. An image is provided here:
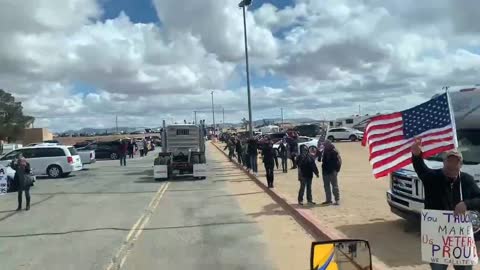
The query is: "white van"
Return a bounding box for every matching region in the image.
[0,145,83,178]
[387,87,480,220]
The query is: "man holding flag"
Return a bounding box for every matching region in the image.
[363,92,480,270]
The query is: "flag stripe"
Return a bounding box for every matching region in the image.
[372,142,455,175]
[368,127,452,153]
[369,134,453,164]
[370,125,452,153]
[371,137,454,167]
[364,115,403,134]
[366,127,403,144]
[365,124,403,141]
[373,144,455,178]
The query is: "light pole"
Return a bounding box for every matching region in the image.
[280,108,284,124]
[239,0,253,138]
[211,91,216,135]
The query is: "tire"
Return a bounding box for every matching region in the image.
[47,165,63,178]
[349,135,358,142]
[308,146,318,156]
[110,152,119,160]
[327,136,334,141]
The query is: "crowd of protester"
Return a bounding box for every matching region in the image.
[220,131,342,206]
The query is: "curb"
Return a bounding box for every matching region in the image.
[211,142,389,270]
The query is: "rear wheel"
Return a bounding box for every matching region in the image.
[308,146,318,156]
[327,136,334,141]
[110,152,119,160]
[349,135,358,142]
[47,165,63,178]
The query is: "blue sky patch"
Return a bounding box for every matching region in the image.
[72,81,98,95]
[251,0,294,10]
[100,0,160,24]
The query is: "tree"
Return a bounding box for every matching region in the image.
[0,89,34,142]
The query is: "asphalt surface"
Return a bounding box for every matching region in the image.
[0,147,277,270]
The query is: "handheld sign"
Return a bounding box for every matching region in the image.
[0,165,7,195]
[421,210,478,266]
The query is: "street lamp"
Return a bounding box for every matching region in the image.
[211,91,216,135]
[239,0,254,138]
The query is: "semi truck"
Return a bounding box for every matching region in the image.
[387,87,480,221]
[153,120,207,180]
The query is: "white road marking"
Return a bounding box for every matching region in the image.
[105,182,170,270]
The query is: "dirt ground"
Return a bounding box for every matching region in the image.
[216,141,441,270]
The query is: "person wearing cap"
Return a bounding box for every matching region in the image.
[412,138,480,270]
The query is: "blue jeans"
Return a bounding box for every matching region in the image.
[430,264,472,270]
[249,155,258,173]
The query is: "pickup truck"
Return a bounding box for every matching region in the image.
[76,148,96,165]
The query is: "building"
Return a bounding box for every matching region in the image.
[22,128,53,145]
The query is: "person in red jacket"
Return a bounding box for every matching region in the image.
[119,140,128,166]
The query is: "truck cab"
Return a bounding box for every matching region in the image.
[154,122,207,180]
[387,87,480,221]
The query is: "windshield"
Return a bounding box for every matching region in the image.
[68,147,78,156]
[426,130,480,165]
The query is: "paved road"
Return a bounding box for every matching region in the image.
[0,146,311,270]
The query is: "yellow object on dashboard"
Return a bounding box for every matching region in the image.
[312,243,338,270]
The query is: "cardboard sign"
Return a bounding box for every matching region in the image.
[193,164,207,177]
[0,165,7,195]
[421,210,478,265]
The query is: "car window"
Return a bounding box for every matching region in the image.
[21,149,35,158]
[1,150,19,160]
[345,119,354,124]
[32,148,66,158]
[68,147,78,156]
[329,129,338,133]
[298,137,309,143]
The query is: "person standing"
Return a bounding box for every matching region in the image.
[242,140,250,169]
[119,140,128,166]
[297,145,319,205]
[11,154,32,211]
[143,139,149,156]
[279,139,288,173]
[137,139,144,157]
[411,138,480,270]
[235,138,243,165]
[287,135,298,169]
[247,137,258,175]
[224,138,235,161]
[128,139,134,159]
[262,139,275,188]
[321,140,342,205]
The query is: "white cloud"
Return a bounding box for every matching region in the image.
[1,0,480,132]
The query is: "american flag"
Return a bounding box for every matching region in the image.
[362,93,456,178]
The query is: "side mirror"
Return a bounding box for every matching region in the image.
[311,240,372,270]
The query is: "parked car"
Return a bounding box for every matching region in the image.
[76,147,96,165]
[0,145,83,178]
[273,136,319,155]
[258,132,286,149]
[326,127,364,142]
[85,141,122,160]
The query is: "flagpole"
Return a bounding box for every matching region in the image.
[444,86,459,148]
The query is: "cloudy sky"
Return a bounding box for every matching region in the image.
[1,0,479,132]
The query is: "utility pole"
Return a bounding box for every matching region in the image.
[358,104,361,115]
[211,91,216,135]
[239,0,254,138]
[115,115,118,134]
[194,111,197,125]
[222,107,225,131]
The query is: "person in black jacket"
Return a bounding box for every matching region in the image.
[262,139,276,188]
[297,145,319,205]
[321,140,342,205]
[10,154,32,211]
[247,138,258,175]
[278,139,288,173]
[235,138,243,165]
[412,138,480,270]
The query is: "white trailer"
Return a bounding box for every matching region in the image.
[153,120,207,180]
